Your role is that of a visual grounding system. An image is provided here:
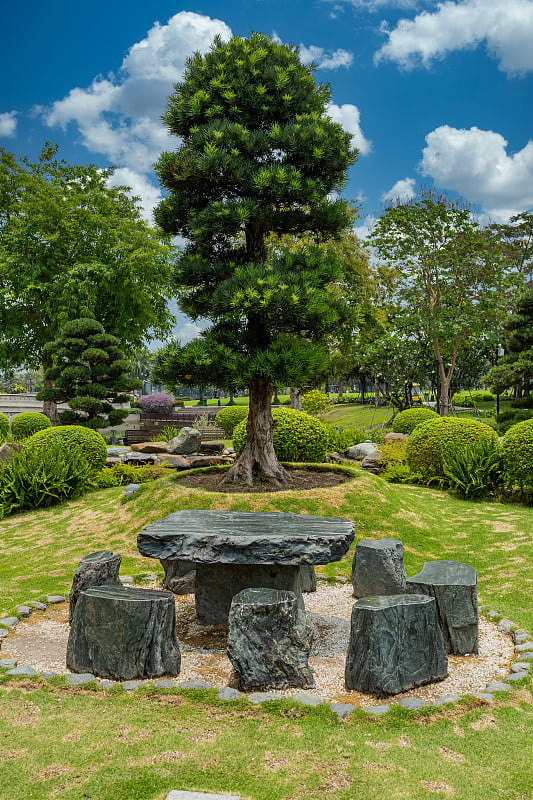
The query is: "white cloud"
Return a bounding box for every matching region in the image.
[299,44,354,69]
[43,12,232,171]
[323,0,433,10]
[327,103,372,155]
[106,167,163,224]
[420,125,533,220]
[382,177,417,202]
[375,0,533,75]
[177,320,205,344]
[0,111,17,137]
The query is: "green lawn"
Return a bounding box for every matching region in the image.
[0,471,532,800]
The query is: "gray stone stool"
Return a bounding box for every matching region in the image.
[67,586,181,680]
[345,594,448,696]
[227,588,314,691]
[69,550,122,623]
[351,538,407,598]
[406,560,478,655]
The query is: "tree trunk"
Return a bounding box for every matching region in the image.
[228,389,235,406]
[42,353,58,425]
[289,387,302,410]
[222,379,289,487]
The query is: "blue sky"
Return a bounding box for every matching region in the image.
[1,0,532,341]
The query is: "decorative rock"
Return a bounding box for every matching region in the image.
[46,595,66,604]
[504,672,529,682]
[6,665,38,676]
[165,792,241,800]
[119,575,134,584]
[154,679,175,689]
[66,672,96,686]
[179,679,213,689]
[497,618,514,634]
[360,451,384,474]
[97,679,116,689]
[485,681,511,692]
[105,456,122,466]
[167,427,202,455]
[122,452,157,465]
[345,442,378,460]
[292,692,324,707]
[0,442,21,464]
[155,453,191,469]
[517,652,533,661]
[200,441,225,454]
[247,691,283,704]
[122,680,146,691]
[28,601,47,610]
[160,559,195,594]
[299,565,317,593]
[406,560,478,655]
[434,694,462,706]
[0,659,17,669]
[362,705,390,715]
[16,606,31,617]
[383,432,408,445]
[487,610,499,618]
[67,586,181,680]
[125,484,141,498]
[515,642,533,652]
[41,671,60,679]
[351,538,407,598]
[0,616,19,629]
[130,441,168,454]
[345,594,448,696]
[399,697,430,711]
[511,661,531,672]
[471,692,494,701]
[187,455,231,468]
[0,628,9,639]
[227,588,314,691]
[69,550,122,623]
[513,631,531,644]
[218,687,242,701]
[330,703,354,719]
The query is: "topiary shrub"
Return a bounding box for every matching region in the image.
[405,416,498,481]
[0,412,9,442]
[25,425,107,471]
[232,408,329,463]
[215,405,249,436]
[301,390,331,415]
[11,412,51,441]
[500,419,533,490]
[392,407,439,435]
[451,390,496,408]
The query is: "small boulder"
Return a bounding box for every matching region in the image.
[130,441,168,454]
[361,451,384,474]
[0,442,21,464]
[200,441,225,454]
[383,432,408,445]
[167,427,202,455]
[122,452,157,465]
[155,453,191,469]
[346,441,378,460]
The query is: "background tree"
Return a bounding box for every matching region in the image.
[154,33,356,486]
[489,211,533,285]
[484,287,533,396]
[38,318,141,429]
[0,144,175,422]
[369,189,513,415]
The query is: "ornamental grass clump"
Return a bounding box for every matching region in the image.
[392,407,438,435]
[405,416,497,482]
[138,392,176,413]
[233,408,329,463]
[442,438,503,499]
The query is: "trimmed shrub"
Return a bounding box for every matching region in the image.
[11,412,51,441]
[500,419,533,490]
[392,407,439,435]
[25,425,107,471]
[301,390,331,415]
[451,390,496,408]
[138,392,176,413]
[0,413,9,442]
[405,416,497,481]
[232,408,329,463]
[216,405,249,436]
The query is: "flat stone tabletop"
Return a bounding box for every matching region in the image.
[137,510,355,565]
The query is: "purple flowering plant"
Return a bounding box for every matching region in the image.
[138,392,176,412]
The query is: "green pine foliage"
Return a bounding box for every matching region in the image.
[392,407,438,434]
[232,408,330,462]
[10,412,51,441]
[37,318,141,429]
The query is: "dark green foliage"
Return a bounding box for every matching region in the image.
[37,318,141,429]
[405,416,498,481]
[215,406,249,436]
[485,287,533,396]
[0,441,92,517]
[392,407,439,434]
[496,408,533,434]
[324,424,365,452]
[25,425,107,471]
[500,419,533,489]
[10,412,51,441]
[451,390,496,408]
[232,408,329,463]
[442,438,503,499]
[0,412,9,442]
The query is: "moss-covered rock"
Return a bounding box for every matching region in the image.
[232,408,329,463]
[392,407,439,435]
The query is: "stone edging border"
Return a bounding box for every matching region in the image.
[1,589,531,719]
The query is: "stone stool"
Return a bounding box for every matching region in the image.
[69,550,122,623]
[406,560,478,654]
[345,594,448,696]
[351,538,407,598]
[67,586,181,680]
[227,588,314,691]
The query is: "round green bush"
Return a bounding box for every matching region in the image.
[232,408,329,463]
[500,419,533,489]
[11,412,51,441]
[392,407,439,435]
[0,412,9,442]
[405,416,497,481]
[216,405,249,436]
[25,425,107,471]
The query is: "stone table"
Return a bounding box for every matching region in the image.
[137,510,355,625]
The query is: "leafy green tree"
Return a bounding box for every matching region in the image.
[369,189,513,416]
[37,318,141,429]
[0,144,175,422]
[490,211,533,284]
[154,33,357,485]
[485,287,533,396]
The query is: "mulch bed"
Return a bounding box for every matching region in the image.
[173,468,355,493]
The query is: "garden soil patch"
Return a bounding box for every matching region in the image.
[173,468,354,493]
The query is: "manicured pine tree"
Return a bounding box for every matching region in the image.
[154,33,357,486]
